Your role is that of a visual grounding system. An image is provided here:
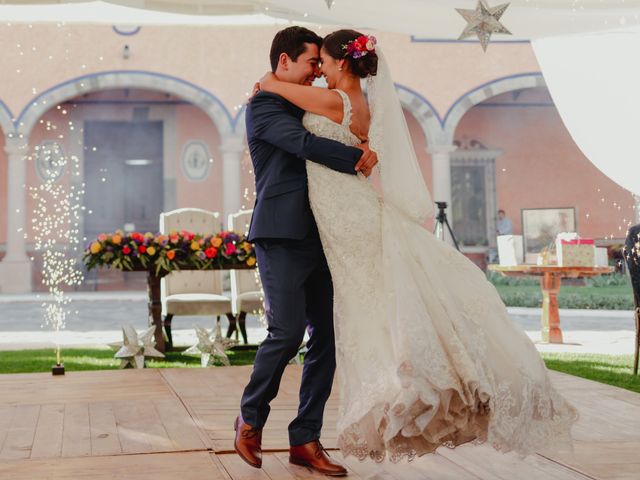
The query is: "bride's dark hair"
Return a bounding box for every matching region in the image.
[322,29,378,78]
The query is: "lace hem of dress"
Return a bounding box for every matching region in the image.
[337,361,578,463]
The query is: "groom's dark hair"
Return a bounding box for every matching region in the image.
[269,26,322,72]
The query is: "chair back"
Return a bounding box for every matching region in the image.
[228,209,262,304]
[160,208,224,297]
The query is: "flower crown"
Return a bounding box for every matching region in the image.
[342,35,377,59]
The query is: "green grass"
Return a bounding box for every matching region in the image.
[541,353,640,393]
[0,347,258,374]
[1,348,638,396]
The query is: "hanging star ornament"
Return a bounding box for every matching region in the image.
[184,324,238,367]
[109,325,164,369]
[456,1,512,52]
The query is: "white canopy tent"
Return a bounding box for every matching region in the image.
[1,0,639,197]
[0,0,638,38]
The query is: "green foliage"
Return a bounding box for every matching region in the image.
[489,272,634,310]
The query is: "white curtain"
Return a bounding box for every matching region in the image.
[532,28,640,196]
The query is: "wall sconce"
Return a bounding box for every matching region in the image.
[122,44,130,60]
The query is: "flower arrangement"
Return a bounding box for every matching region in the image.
[343,34,376,59]
[83,229,256,276]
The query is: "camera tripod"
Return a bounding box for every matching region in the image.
[433,201,460,251]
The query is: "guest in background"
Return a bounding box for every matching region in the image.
[497,209,513,236]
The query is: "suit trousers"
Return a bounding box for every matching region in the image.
[240,226,336,446]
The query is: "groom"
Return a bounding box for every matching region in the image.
[235,26,377,476]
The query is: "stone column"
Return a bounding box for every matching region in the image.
[428,144,457,213]
[0,136,31,293]
[635,195,640,225]
[221,136,245,228]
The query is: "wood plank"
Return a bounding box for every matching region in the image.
[438,444,591,480]
[260,454,299,479]
[217,453,272,479]
[0,406,15,454]
[0,404,39,460]
[0,451,229,479]
[273,452,344,479]
[153,397,207,451]
[0,369,172,406]
[89,402,122,456]
[112,400,154,454]
[340,452,402,480]
[384,452,483,480]
[30,404,64,458]
[61,402,91,457]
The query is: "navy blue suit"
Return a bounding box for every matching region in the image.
[241,91,363,446]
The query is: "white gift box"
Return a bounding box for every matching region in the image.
[555,232,596,266]
[497,235,524,266]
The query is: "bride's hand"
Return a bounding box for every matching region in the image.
[259,72,277,91]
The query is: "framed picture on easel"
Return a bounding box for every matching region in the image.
[521,207,576,256]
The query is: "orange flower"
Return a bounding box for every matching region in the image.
[166,250,176,260]
[111,234,122,245]
[90,242,102,254]
[246,256,256,267]
[211,237,223,248]
[191,241,201,251]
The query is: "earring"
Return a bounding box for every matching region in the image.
[338,67,343,71]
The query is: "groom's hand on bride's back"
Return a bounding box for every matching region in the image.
[354,143,378,177]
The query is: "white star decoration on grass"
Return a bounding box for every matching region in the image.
[109,325,164,369]
[184,324,238,367]
[456,1,512,52]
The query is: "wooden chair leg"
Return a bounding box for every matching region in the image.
[164,314,174,351]
[225,313,237,338]
[634,308,640,375]
[238,311,248,345]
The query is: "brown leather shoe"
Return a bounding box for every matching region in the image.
[289,440,348,477]
[234,416,262,468]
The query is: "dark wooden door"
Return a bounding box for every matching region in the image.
[84,121,163,238]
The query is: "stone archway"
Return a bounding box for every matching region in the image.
[395,84,442,146]
[15,70,234,139]
[0,71,243,293]
[0,100,13,135]
[442,73,546,145]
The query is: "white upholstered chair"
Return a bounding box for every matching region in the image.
[227,209,263,344]
[160,208,233,350]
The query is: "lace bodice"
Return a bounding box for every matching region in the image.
[303,89,360,147]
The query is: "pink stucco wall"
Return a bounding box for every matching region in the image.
[175,104,223,213]
[0,134,5,244]
[455,100,635,240]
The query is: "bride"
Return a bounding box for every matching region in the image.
[258,29,578,461]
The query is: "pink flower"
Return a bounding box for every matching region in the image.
[225,243,236,256]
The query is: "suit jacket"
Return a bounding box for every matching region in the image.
[246,91,363,241]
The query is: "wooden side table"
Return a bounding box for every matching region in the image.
[488,265,614,343]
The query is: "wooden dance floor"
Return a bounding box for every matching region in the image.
[0,365,637,479]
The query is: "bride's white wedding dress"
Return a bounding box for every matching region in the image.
[302,89,578,462]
